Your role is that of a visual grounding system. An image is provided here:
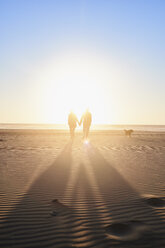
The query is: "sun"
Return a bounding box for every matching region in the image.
[36,52,118,124]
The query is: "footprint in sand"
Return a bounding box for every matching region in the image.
[105,220,149,241]
[50,199,71,216]
[50,210,58,216]
[145,196,165,208]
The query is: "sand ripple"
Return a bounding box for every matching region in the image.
[0,133,165,247]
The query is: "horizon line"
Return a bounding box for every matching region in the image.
[0,123,164,126]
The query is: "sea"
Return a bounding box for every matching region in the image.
[0,124,165,132]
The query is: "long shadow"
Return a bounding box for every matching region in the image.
[84,143,165,247]
[0,141,74,248]
[61,162,111,247]
[0,141,165,248]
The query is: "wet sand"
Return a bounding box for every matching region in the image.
[0,130,165,247]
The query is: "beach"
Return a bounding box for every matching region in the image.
[0,130,165,247]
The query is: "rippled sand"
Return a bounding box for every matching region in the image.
[0,130,165,247]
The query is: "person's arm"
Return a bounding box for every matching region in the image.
[79,115,83,126]
[76,116,80,126]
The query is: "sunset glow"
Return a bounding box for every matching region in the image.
[36,52,119,124]
[1,0,165,125]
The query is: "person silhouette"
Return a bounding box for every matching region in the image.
[80,109,92,140]
[68,111,79,139]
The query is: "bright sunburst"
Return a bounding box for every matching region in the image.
[37,52,118,124]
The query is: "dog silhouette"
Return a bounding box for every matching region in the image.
[124,129,133,137]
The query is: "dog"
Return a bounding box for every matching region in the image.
[124,129,133,137]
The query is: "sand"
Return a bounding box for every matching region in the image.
[0,130,165,248]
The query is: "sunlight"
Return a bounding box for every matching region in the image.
[35,51,119,124]
[84,139,89,144]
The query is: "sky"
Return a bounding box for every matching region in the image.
[0,0,165,124]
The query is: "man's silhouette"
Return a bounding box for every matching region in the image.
[68,111,79,139]
[80,109,92,140]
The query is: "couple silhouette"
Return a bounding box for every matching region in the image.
[68,109,92,140]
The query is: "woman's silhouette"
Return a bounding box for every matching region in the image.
[68,111,79,139]
[80,109,92,140]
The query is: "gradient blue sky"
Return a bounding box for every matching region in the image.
[0,0,165,124]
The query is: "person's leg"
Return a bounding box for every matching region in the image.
[69,126,72,138]
[86,126,90,139]
[72,127,75,139]
[71,127,76,139]
[83,125,86,139]
[70,126,74,139]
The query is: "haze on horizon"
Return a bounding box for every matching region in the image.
[0,0,165,125]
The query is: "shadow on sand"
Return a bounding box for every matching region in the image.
[0,141,74,248]
[83,143,165,247]
[0,141,165,248]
